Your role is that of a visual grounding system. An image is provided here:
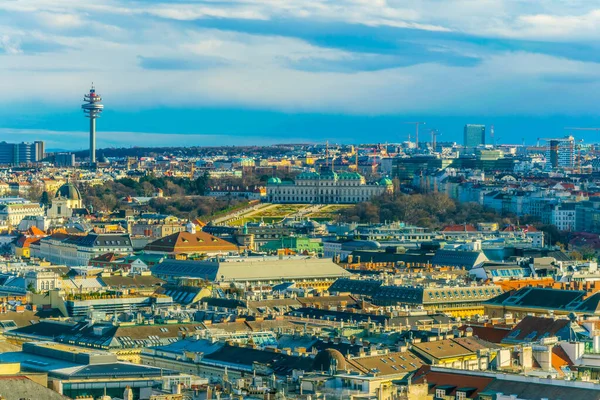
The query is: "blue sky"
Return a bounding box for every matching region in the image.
[3,1,600,149]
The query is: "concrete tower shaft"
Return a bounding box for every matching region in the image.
[81,84,104,165]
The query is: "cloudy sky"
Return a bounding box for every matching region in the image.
[3,0,600,149]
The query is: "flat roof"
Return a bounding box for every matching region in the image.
[153,257,351,281]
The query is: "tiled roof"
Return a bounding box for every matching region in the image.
[0,376,68,399]
[458,325,511,343]
[100,275,164,289]
[346,351,424,376]
[328,278,382,296]
[431,249,488,269]
[482,378,600,399]
[442,224,478,232]
[486,287,586,311]
[502,316,571,344]
[412,337,498,361]
[144,230,239,253]
[412,365,494,398]
[203,344,314,376]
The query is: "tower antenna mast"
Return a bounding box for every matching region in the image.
[81,83,104,166]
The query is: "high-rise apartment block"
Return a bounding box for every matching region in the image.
[0,141,45,165]
[546,136,574,169]
[54,153,76,167]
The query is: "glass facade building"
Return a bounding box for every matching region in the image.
[463,124,485,148]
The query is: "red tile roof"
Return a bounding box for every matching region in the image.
[442,224,477,232]
[27,226,45,236]
[459,325,511,344]
[504,316,570,343]
[412,365,494,398]
[144,230,239,254]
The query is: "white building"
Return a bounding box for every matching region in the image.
[47,182,84,219]
[25,270,61,292]
[31,232,133,266]
[266,171,393,204]
[551,202,577,232]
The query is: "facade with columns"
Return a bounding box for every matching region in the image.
[266,171,393,204]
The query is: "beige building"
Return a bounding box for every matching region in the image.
[130,215,185,238]
[47,182,83,219]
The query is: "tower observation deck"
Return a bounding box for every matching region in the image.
[81,84,104,165]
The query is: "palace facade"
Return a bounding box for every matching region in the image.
[266,171,393,204]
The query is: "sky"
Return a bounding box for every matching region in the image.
[3,1,600,150]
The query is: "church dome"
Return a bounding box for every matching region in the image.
[313,348,347,372]
[55,182,81,201]
[379,177,393,186]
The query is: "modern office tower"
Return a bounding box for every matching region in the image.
[0,141,44,165]
[81,84,104,165]
[54,153,76,167]
[463,124,486,148]
[34,140,45,161]
[546,136,575,169]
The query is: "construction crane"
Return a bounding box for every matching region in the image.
[565,127,600,132]
[576,139,585,174]
[430,129,440,150]
[540,137,581,171]
[564,128,600,167]
[403,122,425,148]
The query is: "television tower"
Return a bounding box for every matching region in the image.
[81,84,104,165]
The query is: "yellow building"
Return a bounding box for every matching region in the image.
[410,336,497,370]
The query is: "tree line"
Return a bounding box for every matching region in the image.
[78,174,247,220]
[341,192,575,246]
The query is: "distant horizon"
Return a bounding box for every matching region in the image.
[4,2,600,149]
[5,112,600,151]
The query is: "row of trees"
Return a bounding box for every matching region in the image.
[341,192,578,246]
[341,192,508,229]
[78,174,247,219]
[72,145,288,159]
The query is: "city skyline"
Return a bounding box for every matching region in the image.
[4,2,600,147]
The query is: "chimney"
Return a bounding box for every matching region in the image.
[123,387,133,400]
[172,383,182,395]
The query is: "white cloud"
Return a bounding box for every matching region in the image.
[36,12,85,29]
[0,35,21,54]
[0,0,600,122]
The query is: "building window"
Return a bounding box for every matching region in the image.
[436,389,446,398]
